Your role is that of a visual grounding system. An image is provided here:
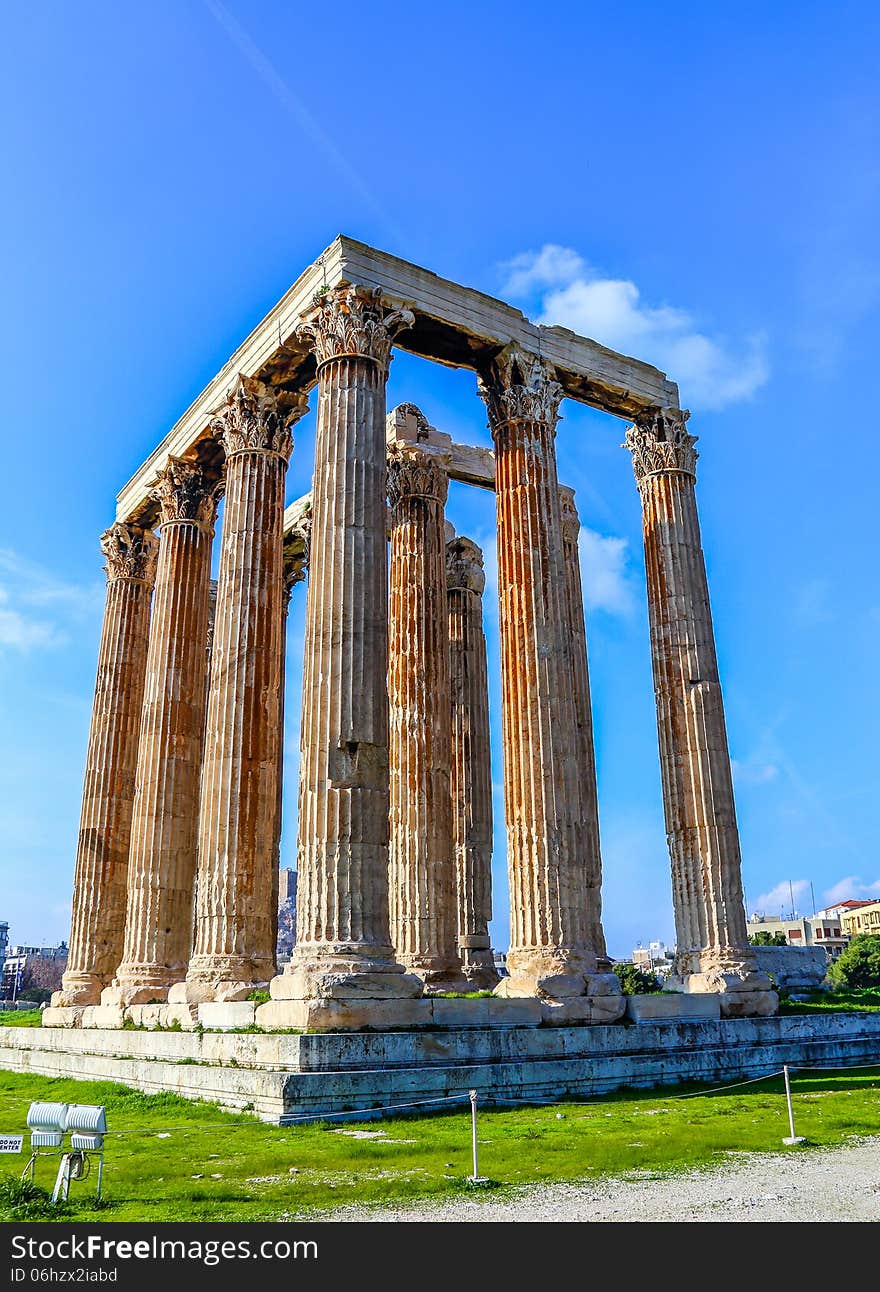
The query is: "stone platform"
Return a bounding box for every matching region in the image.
[3,1014,880,1125]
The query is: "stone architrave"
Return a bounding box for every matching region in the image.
[387,443,467,992]
[172,377,304,1003]
[265,285,423,1025]
[107,459,223,1004]
[624,408,776,1017]
[53,524,158,1006]
[446,536,499,989]
[480,345,623,1022]
[558,486,610,970]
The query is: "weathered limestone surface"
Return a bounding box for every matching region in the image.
[272,285,422,1012]
[177,378,301,1003]
[625,409,775,1018]
[53,525,158,1007]
[387,443,466,991]
[446,536,499,989]
[481,346,623,1019]
[108,460,222,1004]
[559,486,609,970]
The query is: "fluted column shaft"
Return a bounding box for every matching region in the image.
[387,446,465,990]
[481,347,601,998]
[446,537,498,989]
[280,285,420,1002]
[110,461,221,1002]
[626,409,763,993]
[559,487,608,967]
[55,524,158,1005]
[181,378,300,1001]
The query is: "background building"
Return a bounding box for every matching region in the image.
[746,914,846,961]
[632,941,675,976]
[276,869,297,963]
[841,901,880,940]
[1,942,68,999]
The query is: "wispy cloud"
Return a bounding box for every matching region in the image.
[579,527,635,616]
[0,548,101,653]
[731,757,780,787]
[501,245,769,411]
[754,878,811,916]
[823,876,880,906]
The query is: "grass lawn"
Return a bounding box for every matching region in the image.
[0,1011,42,1027]
[1,1066,878,1221]
[779,989,880,1014]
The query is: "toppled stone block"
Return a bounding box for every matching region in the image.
[754,946,828,991]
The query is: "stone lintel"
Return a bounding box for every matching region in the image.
[116,236,677,525]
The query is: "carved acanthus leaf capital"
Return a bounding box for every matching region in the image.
[296,284,414,371]
[100,522,159,586]
[478,344,563,431]
[558,486,581,544]
[151,457,224,527]
[624,407,698,487]
[446,536,486,595]
[387,443,449,508]
[211,376,305,461]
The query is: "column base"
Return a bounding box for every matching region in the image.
[176,954,274,1004]
[494,949,625,1023]
[52,974,104,1008]
[101,981,173,1007]
[400,955,470,995]
[461,949,501,991]
[270,944,424,1003]
[665,970,778,1018]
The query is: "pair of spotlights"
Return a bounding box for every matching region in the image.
[26,1102,106,1152]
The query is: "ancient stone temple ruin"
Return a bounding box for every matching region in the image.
[48,236,776,1036]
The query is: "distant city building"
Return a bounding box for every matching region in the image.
[632,940,675,975]
[746,914,846,961]
[0,923,8,979]
[815,899,874,923]
[841,900,880,940]
[1,942,68,998]
[276,869,297,959]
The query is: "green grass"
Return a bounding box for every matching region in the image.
[0,1065,878,1222]
[779,988,880,1014]
[0,1010,42,1027]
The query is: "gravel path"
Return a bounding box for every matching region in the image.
[320,1135,880,1222]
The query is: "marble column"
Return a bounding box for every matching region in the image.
[446,536,499,989]
[480,345,622,1021]
[387,443,466,992]
[270,285,422,1016]
[625,407,775,1016]
[173,377,304,1003]
[108,459,222,1003]
[53,524,158,1006]
[558,486,609,970]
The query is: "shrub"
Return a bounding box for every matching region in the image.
[749,931,788,947]
[616,963,662,995]
[828,935,880,990]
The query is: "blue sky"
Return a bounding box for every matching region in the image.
[1,1,878,957]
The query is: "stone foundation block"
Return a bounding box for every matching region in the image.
[41,1007,86,1029]
[540,994,626,1026]
[430,998,490,1027]
[256,997,435,1032]
[487,998,542,1027]
[81,1005,125,1029]
[199,1002,258,1031]
[124,1005,167,1029]
[159,1004,200,1030]
[625,993,721,1022]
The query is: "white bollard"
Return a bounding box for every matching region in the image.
[782,1065,806,1146]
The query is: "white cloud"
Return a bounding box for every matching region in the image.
[501,245,769,412]
[578,527,635,616]
[731,758,780,786]
[0,548,100,653]
[823,876,880,906]
[754,878,811,916]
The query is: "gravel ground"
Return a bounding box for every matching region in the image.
[319,1135,880,1222]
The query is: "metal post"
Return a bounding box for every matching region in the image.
[782,1065,805,1145]
[470,1089,479,1180]
[96,1154,104,1201]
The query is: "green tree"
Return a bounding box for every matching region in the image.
[828,935,880,989]
[616,963,661,995]
[749,931,788,947]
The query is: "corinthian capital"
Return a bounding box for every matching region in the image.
[296,285,414,371]
[387,443,450,509]
[478,344,563,430]
[211,376,306,460]
[446,536,486,595]
[151,457,224,528]
[624,407,698,487]
[100,522,159,585]
[558,486,581,544]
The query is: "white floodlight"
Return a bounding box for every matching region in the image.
[65,1104,107,1151]
[26,1102,68,1149]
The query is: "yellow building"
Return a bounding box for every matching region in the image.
[841,901,880,938]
